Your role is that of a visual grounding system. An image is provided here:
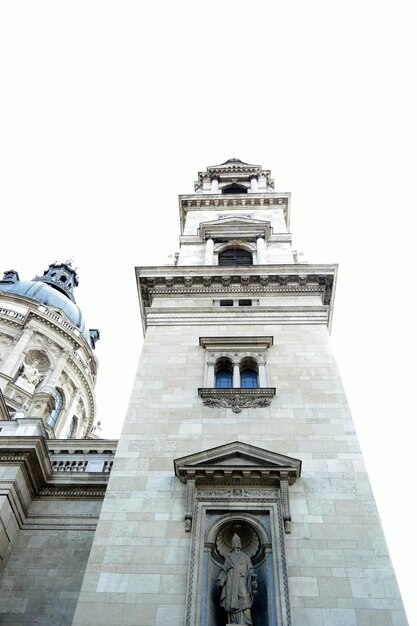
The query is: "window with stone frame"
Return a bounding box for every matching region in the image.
[47,388,64,430]
[198,337,276,413]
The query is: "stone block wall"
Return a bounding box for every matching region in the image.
[0,527,95,626]
[72,322,408,626]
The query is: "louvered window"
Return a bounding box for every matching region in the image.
[218,248,253,266]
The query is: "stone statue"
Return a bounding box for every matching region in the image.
[22,359,43,386]
[217,533,257,625]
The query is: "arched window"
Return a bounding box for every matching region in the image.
[240,368,258,388]
[47,390,63,429]
[215,358,233,388]
[66,415,78,439]
[240,357,259,389]
[218,248,253,267]
[222,183,247,195]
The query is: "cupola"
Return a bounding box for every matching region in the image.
[33,260,79,302]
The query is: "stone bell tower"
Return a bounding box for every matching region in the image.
[73,159,408,626]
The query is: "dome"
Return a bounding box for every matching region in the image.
[0,267,92,346]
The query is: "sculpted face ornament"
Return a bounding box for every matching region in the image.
[217,533,258,625]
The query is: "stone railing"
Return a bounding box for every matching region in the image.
[51,459,88,472]
[0,306,26,321]
[48,439,117,474]
[37,305,80,336]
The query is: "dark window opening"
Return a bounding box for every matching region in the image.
[218,248,253,267]
[220,300,233,306]
[47,390,63,429]
[240,368,258,388]
[60,275,67,283]
[238,299,252,306]
[215,358,233,388]
[222,184,248,195]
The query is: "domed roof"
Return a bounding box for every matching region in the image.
[219,157,249,166]
[0,264,92,345]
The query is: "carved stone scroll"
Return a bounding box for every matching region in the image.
[280,477,291,534]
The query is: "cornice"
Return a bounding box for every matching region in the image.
[199,336,273,349]
[178,193,291,234]
[136,264,337,333]
[0,295,97,359]
[0,436,111,500]
[179,233,292,245]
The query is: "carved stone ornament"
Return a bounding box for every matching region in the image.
[198,388,276,413]
[174,441,301,533]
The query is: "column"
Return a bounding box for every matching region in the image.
[250,176,258,192]
[211,177,219,193]
[258,362,268,388]
[256,236,267,264]
[45,349,70,389]
[1,326,34,379]
[207,362,215,388]
[233,362,240,388]
[204,237,214,265]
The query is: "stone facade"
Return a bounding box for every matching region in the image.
[72,159,409,626]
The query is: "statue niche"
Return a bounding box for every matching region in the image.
[207,521,268,626]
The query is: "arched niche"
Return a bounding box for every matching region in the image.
[204,514,271,626]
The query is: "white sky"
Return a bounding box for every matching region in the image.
[1,1,416,623]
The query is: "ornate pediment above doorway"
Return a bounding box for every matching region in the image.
[175,442,301,626]
[174,440,301,484]
[174,441,301,534]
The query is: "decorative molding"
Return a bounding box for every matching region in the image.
[280,478,292,534]
[0,437,113,503]
[174,440,301,535]
[136,264,337,332]
[199,336,273,350]
[198,216,272,243]
[179,192,289,234]
[198,387,276,413]
[39,486,106,498]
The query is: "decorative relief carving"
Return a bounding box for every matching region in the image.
[198,487,278,499]
[139,271,334,311]
[175,442,301,539]
[199,388,275,413]
[280,479,292,534]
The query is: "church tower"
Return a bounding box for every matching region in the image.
[73,159,408,626]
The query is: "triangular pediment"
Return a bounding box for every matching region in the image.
[200,216,270,228]
[198,217,272,241]
[174,441,301,484]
